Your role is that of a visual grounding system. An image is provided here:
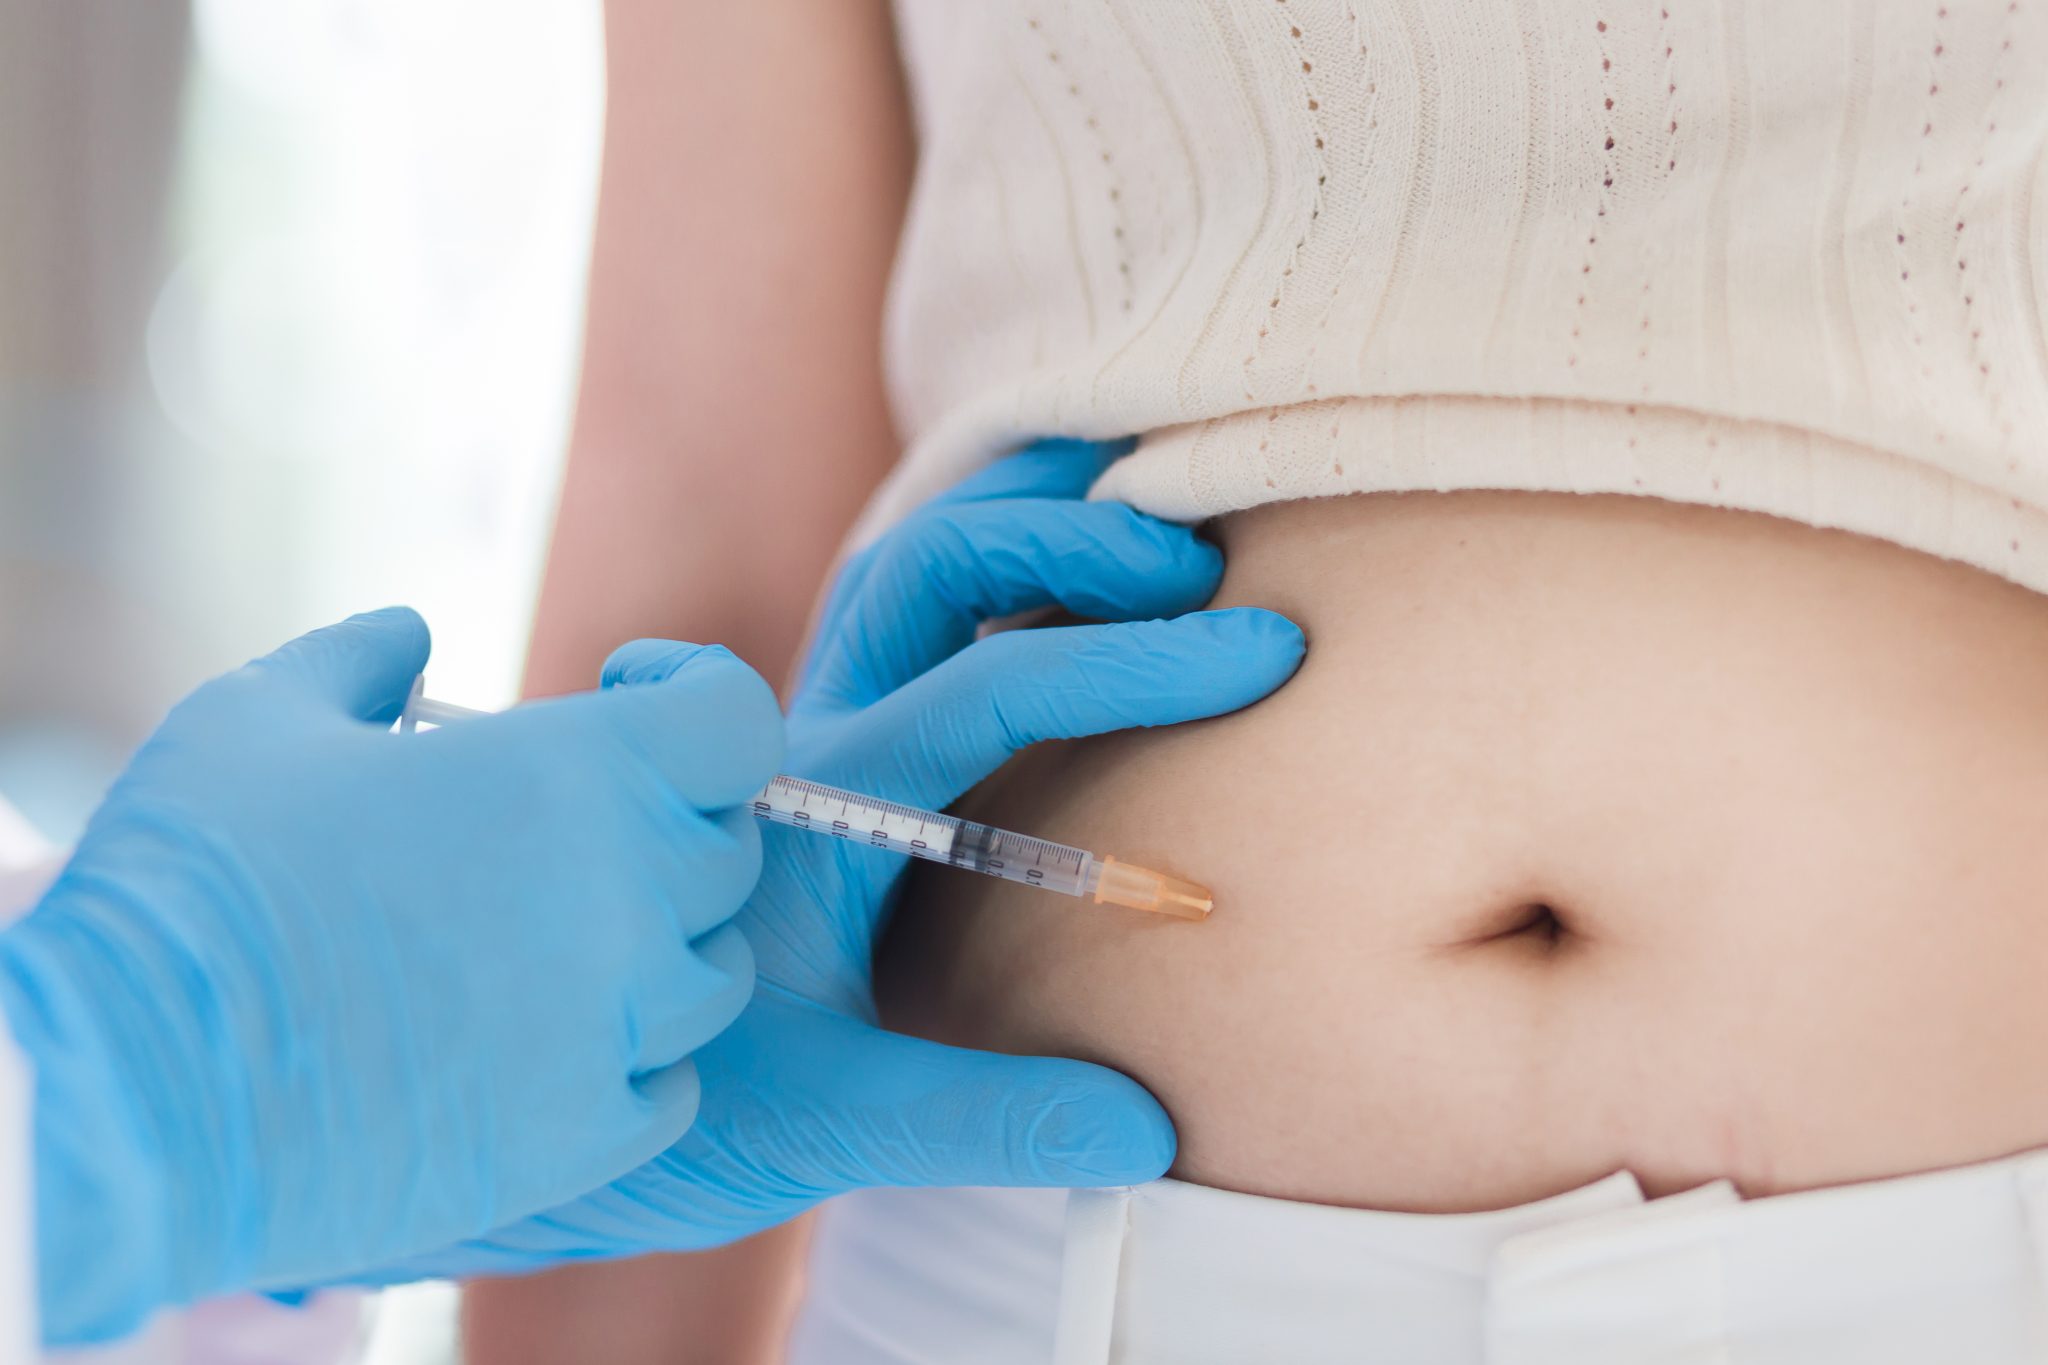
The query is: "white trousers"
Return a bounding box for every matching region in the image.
[795,1148,2048,1364]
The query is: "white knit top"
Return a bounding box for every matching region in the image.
[866,0,2048,594]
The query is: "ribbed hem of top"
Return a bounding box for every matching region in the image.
[1091,395,2048,600]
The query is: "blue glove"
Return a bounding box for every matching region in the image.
[0,611,783,1344]
[366,439,1306,1277]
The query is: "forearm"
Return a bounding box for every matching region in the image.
[461,1224,811,1365]
[481,1,912,1361]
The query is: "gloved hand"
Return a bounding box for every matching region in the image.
[366,438,1306,1277]
[0,610,782,1345]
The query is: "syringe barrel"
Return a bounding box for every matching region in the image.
[748,775,1094,898]
[399,695,1212,917]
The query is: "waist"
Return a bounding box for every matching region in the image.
[876,489,2048,1211]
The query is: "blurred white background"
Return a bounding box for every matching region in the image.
[0,1,606,1358]
[0,0,603,839]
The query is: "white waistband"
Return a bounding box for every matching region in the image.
[1056,1148,2048,1364]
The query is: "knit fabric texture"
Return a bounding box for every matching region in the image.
[866,0,2048,593]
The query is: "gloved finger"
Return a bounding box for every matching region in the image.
[370,937,754,1280]
[804,500,1225,710]
[705,993,1177,1192]
[630,920,756,1074]
[321,986,1179,1286]
[833,607,1305,813]
[559,927,753,1216]
[654,804,765,944]
[536,643,786,811]
[793,439,1137,696]
[589,1057,702,1190]
[517,1054,711,1235]
[243,606,431,724]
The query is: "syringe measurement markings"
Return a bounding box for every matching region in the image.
[781,777,964,834]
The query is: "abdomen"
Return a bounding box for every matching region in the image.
[876,489,2048,1211]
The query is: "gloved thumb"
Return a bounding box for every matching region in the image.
[600,638,738,689]
[718,998,1177,1192]
[584,640,785,810]
[250,606,432,724]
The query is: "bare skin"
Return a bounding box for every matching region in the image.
[464,1,910,1361]
[518,0,910,701]
[481,0,2048,1348]
[880,490,2048,1212]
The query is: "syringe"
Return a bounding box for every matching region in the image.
[399,685,1213,921]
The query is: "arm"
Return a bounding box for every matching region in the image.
[470,2,912,1361]
[520,0,914,700]
[462,1232,810,1365]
